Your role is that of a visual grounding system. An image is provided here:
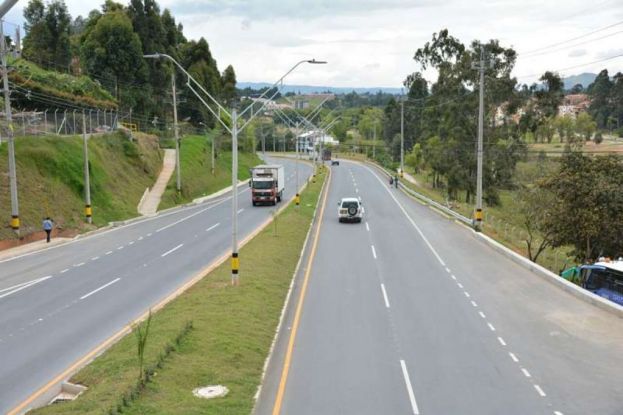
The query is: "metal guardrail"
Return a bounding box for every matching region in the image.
[370,161,474,226]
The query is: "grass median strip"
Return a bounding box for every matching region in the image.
[31,169,327,415]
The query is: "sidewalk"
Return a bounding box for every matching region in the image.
[0,237,71,262]
[138,149,176,216]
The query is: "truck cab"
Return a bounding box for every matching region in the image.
[250,164,285,206]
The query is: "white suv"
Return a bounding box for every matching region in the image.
[338,197,364,223]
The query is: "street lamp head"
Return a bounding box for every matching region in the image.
[307,59,327,64]
[143,53,162,59]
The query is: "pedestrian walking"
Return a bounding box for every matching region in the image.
[394,175,399,189]
[43,217,53,243]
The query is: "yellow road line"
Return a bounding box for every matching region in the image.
[272,168,331,415]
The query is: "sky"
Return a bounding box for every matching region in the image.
[4,0,623,88]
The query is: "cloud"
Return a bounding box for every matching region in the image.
[568,49,587,58]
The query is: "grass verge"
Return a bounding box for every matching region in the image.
[159,134,262,209]
[30,168,327,415]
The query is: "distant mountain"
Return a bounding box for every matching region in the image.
[238,82,402,95]
[562,73,597,90]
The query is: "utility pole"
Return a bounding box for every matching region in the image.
[211,133,215,176]
[373,119,377,159]
[82,113,92,223]
[171,72,181,194]
[472,48,489,231]
[2,20,18,233]
[231,108,239,286]
[400,97,404,177]
[295,122,300,206]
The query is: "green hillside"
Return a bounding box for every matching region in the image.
[0,132,161,241]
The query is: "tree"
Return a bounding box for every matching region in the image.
[405,143,423,172]
[540,152,623,261]
[535,71,564,119]
[221,65,237,108]
[23,0,72,70]
[554,115,574,143]
[587,69,613,128]
[81,10,146,107]
[570,83,584,94]
[515,183,556,263]
[575,112,597,141]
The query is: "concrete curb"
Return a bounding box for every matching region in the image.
[354,158,623,319]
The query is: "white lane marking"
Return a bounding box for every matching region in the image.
[479,311,486,319]
[554,411,564,415]
[355,188,359,193]
[497,337,507,346]
[105,251,113,255]
[161,243,184,258]
[91,256,99,261]
[74,262,85,267]
[366,165,446,267]
[464,291,471,298]
[521,368,532,378]
[457,283,463,289]
[156,206,211,233]
[470,300,478,307]
[0,276,52,297]
[80,278,121,300]
[487,322,496,332]
[365,222,370,232]
[237,208,244,214]
[445,267,451,273]
[400,360,420,414]
[147,233,153,237]
[60,268,69,274]
[451,274,456,280]
[534,384,546,397]
[371,245,377,259]
[138,236,143,241]
[117,246,124,250]
[206,223,220,232]
[380,284,390,308]
[128,241,135,245]
[509,352,519,362]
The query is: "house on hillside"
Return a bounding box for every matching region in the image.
[558,94,591,119]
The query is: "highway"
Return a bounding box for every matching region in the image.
[256,160,623,415]
[0,157,313,414]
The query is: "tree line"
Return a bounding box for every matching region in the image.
[21,0,237,128]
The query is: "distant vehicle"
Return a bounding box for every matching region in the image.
[250,164,285,206]
[337,197,364,223]
[322,148,332,161]
[331,160,340,166]
[577,260,623,306]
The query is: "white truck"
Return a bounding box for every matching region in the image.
[250,164,285,206]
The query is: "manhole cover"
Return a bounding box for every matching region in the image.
[193,385,229,399]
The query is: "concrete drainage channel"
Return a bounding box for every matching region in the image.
[49,382,87,405]
[193,385,229,399]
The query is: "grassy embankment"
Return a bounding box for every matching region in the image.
[0,132,162,241]
[159,133,262,209]
[31,167,327,415]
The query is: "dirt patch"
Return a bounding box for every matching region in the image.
[0,228,78,251]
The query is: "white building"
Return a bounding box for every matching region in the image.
[296,130,339,153]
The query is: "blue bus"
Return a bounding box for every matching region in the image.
[579,261,623,306]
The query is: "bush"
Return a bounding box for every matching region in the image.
[594,132,603,144]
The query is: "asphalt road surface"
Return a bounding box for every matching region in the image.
[0,156,312,414]
[256,159,623,415]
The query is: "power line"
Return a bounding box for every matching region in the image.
[516,53,623,80]
[519,20,623,55]
[520,30,623,59]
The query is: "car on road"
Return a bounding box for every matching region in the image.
[338,197,364,223]
[331,160,340,166]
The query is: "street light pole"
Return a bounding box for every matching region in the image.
[172,72,181,194]
[2,20,18,233]
[231,109,239,285]
[143,53,326,286]
[82,113,92,223]
[400,97,404,177]
[472,48,488,230]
